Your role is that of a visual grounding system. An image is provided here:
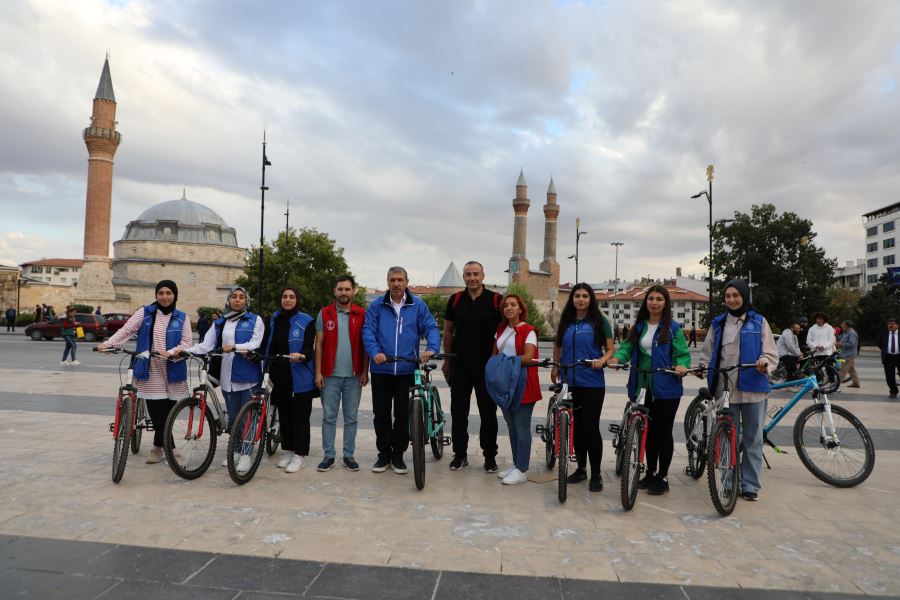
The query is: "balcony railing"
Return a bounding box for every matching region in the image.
[82,127,122,143]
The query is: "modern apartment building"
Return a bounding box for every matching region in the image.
[863,202,900,291]
[20,259,84,285]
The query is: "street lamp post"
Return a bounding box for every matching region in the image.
[611,241,623,330]
[690,165,714,323]
[258,131,272,308]
[567,218,588,284]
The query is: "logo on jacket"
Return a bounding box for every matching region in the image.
[240,321,251,329]
[292,328,301,338]
[326,319,336,331]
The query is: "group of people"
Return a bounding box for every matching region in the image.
[775,313,861,388]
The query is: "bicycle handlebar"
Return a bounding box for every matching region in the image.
[529,358,598,369]
[384,353,455,363]
[94,347,159,358]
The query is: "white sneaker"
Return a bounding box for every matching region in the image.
[222,453,240,467]
[70,360,81,366]
[237,454,252,474]
[276,452,292,468]
[501,468,528,485]
[498,465,515,479]
[285,454,305,473]
[60,360,68,367]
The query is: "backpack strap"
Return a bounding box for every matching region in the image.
[452,291,463,307]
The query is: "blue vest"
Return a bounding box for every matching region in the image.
[625,320,683,401]
[559,320,605,389]
[214,313,262,384]
[266,311,316,393]
[134,305,187,383]
[707,310,770,393]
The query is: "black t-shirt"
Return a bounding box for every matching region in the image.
[444,289,502,368]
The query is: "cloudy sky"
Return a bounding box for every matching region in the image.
[1,0,898,288]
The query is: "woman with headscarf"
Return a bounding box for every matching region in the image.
[264,287,318,473]
[183,286,264,472]
[698,279,778,502]
[98,280,193,464]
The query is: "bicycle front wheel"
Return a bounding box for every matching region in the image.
[164,396,217,480]
[131,398,145,454]
[685,397,708,479]
[707,418,739,516]
[265,404,280,456]
[410,394,426,490]
[112,397,133,484]
[619,417,643,511]
[793,403,875,487]
[614,405,629,477]
[557,411,569,503]
[429,387,445,460]
[227,399,266,485]
[543,402,556,470]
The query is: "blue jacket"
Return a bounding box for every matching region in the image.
[625,320,684,401]
[266,310,316,393]
[134,305,187,383]
[362,290,441,376]
[707,310,770,393]
[213,313,262,385]
[559,320,606,388]
[485,353,526,410]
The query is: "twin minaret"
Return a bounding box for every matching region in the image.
[509,169,559,284]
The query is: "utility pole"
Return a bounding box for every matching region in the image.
[258,131,271,307]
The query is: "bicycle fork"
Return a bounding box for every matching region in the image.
[555,408,575,461]
[110,392,135,437]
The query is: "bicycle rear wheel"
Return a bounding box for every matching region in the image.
[557,411,569,503]
[411,394,426,490]
[227,399,266,485]
[265,404,280,456]
[130,398,145,454]
[164,396,217,480]
[620,417,643,511]
[685,397,708,479]
[543,401,556,469]
[707,418,739,516]
[793,403,875,487]
[112,397,133,484]
[429,387,445,460]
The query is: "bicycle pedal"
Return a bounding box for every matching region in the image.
[608,424,621,434]
[535,425,545,435]
[441,436,452,446]
[108,423,115,432]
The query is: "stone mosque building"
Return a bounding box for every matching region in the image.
[74,58,246,318]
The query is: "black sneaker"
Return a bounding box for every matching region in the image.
[391,456,408,474]
[647,477,670,495]
[637,473,657,489]
[372,455,390,473]
[316,457,335,472]
[449,455,468,471]
[483,456,499,473]
[741,491,759,501]
[342,457,359,471]
[566,468,587,484]
[589,474,603,492]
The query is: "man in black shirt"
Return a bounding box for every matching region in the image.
[442,261,503,472]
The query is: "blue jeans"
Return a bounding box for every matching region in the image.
[321,376,362,459]
[728,400,767,494]
[500,402,535,472]
[62,335,77,361]
[223,388,252,430]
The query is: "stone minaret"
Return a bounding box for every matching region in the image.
[509,168,530,284]
[540,177,559,275]
[75,58,121,306]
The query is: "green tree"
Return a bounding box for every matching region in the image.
[238,227,356,317]
[507,283,549,338]
[825,287,861,326]
[855,275,900,344]
[705,203,837,330]
[422,293,447,329]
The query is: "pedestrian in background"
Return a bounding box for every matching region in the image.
[776,323,802,380]
[60,306,79,367]
[836,320,859,388]
[4,306,15,332]
[689,326,698,348]
[34,305,42,323]
[878,318,900,399]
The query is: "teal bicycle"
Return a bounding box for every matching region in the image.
[386,354,454,490]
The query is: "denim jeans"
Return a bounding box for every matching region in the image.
[728,400,767,494]
[321,376,362,459]
[500,402,536,472]
[62,335,77,361]
[223,388,252,430]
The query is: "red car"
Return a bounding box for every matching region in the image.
[24,313,109,342]
[102,313,130,335]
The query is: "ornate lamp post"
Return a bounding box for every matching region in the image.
[690,165,715,322]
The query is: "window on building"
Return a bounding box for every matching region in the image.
[868,242,879,252]
[188,272,197,287]
[885,255,895,266]
[885,238,895,249]
[868,258,878,268]
[886,221,896,233]
[867,226,878,237]
[677,312,686,319]
[868,274,879,284]
[206,230,218,242]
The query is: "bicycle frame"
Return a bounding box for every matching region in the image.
[109,351,146,439]
[765,374,834,453]
[184,355,226,440]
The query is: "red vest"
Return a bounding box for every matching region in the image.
[496,322,542,405]
[320,303,367,377]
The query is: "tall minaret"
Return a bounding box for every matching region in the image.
[76,57,121,305]
[540,177,559,275]
[509,168,530,284]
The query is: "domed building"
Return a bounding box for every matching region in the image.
[110,193,247,317]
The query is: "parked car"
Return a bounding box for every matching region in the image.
[102,313,130,335]
[24,313,109,342]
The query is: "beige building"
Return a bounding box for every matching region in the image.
[20,259,83,285]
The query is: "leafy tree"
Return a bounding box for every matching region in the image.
[72,304,94,314]
[422,293,447,329]
[825,287,861,326]
[507,283,549,338]
[854,275,900,344]
[238,227,356,317]
[705,203,837,331]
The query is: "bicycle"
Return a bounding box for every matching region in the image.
[162,351,228,480]
[226,352,293,485]
[533,358,596,503]
[768,351,843,393]
[95,347,158,483]
[385,354,453,490]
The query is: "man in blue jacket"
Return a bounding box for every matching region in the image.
[362,266,441,474]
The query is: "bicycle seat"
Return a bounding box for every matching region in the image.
[549,383,562,393]
[698,387,713,400]
[423,363,438,372]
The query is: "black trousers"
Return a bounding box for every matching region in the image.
[571,387,605,476]
[371,373,415,459]
[450,364,498,459]
[273,387,313,455]
[779,355,800,380]
[646,396,681,478]
[146,398,176,448]
[883,355,900,395]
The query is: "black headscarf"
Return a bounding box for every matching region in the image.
[154,280,178,315]
[277,286,301,319]
[723,279,751,318]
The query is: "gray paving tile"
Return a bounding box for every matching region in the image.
[81,544,213,584]
[2,535,114,574]
[94,580,237,600]
[308,563,438,600]
[187,554,323,594]
[236,593,305,600]
[437,570,561,600]
[0,569,118,599]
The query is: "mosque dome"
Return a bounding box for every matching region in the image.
[120,196,239,247]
